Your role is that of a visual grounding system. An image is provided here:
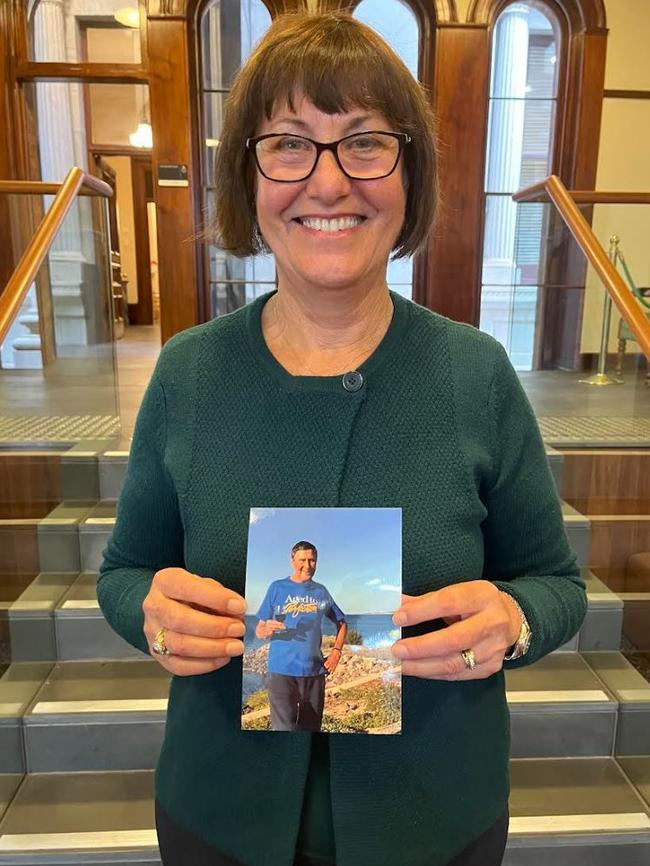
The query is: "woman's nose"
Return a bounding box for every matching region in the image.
[305,148,352,197]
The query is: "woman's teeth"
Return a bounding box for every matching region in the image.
[298,216,364,232]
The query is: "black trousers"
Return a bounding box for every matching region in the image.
[267,673,326,732]
[155,799,509,866]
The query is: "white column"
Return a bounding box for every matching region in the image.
[484,4,529,277]
[31,0,89,349]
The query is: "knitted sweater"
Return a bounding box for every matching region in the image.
[98,290,586,866]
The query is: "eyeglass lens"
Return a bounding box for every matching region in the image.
[255,133,401,181]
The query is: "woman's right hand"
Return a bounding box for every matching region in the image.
[142,567,247,676]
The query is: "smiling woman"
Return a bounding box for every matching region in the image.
[97,9,586,866]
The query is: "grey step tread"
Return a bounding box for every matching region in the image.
[0,777,22,825]
[24,661,170,718]
[619,756,650,810]
[0,653,633,718]
[0,770,157,854]
[1,760,650,858]
[506,652,616,706]
[582,651,650,705]
[0,664,53,719]
[508,757,650,834]
[56,572,97,611]
[6,573,79,614]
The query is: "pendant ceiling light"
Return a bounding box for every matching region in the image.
[129,122,153,149]
[115,7,140,28]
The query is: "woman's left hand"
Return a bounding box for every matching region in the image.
[390,581,522,680]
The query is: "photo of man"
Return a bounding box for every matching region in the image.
[255,541,347,732]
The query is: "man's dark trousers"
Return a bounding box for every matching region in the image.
[267,673,326,731]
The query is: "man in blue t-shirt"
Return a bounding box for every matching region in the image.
[256,540,347,731]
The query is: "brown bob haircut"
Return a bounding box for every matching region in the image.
[211,11,438,261]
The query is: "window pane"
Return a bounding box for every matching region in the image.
[353,0,419,79]
[485,98,555,193]
[353,0,419,300]
[489,6,558,99]
[203,92,227,185]
[29,2,142,63]
[88,83,150,147]
[202,0,272,90]
[481,2,560,369]
[210,281,274,318]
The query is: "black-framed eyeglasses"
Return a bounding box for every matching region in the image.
[245,130,411,182]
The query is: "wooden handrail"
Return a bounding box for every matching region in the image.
[0,176,112,196]
[512,175,650,360]
[0,167,112,347]
[513,183,650,205]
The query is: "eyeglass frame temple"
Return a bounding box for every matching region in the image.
[244,131,412,182]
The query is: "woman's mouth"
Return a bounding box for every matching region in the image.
[293,216,366,234]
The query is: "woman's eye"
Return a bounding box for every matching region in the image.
[276,137,309,152]
[346,136,383,154]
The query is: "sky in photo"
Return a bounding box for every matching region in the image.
[245,507,401,614]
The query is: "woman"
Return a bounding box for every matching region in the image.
[98,11,587,866]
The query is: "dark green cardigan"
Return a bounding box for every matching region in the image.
[98,291,586,866]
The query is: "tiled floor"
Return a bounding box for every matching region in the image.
[1,325,648,445]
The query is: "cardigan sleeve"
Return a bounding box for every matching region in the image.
[480,342,587,669]
[97,369,185,655]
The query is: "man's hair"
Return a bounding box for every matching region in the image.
[210,11,438,260]
[291,541,318,558]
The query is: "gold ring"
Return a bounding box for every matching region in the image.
[460,648,476,670]
[152,627,171,656]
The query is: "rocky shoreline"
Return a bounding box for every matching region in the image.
[242,637,401,733]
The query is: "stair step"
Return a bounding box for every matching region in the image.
[506,653,618,758]
[505,757,650,865]
[0,769,158,862]
[4,566,626,664]
[56,572,145,660]
[0,759,649,864]
[561,501,591,566]
[6,572,78,662]
[579,569,624,650]
[22,661,170,772]
[582,651,650,756]
[0,662,53,773]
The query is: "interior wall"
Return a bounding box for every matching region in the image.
[580,0,650,354]
[104,155,139,304]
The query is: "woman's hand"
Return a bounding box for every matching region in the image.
[390,581,522,680]
[142,567,247,676]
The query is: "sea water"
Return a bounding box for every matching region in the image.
[241,613,399,701]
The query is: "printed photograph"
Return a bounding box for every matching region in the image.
[241,507,402,734]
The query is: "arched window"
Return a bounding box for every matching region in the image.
[198,0,273,318]
[479,2,561,369]
[352,0,420,300]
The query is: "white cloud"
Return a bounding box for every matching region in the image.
[365,578,381,586]
[378,584,400,593]
[249,508,276,525]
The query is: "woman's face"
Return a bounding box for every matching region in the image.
[253,93,407,296]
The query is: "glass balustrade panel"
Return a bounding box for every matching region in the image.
[0,191,120,446]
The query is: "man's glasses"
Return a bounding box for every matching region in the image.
[245,131,411,182]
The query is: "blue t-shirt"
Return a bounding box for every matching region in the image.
[256,577,346,677]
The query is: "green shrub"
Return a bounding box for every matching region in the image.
[344,628,364,646]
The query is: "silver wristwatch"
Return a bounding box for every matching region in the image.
[500,592,532,660]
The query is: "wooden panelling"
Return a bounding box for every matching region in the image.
[0,521,40,576]
[588,517,650,575]
[560,449,650,514]
[415,24,489,325]
[147,17,199,342]
[0,0,17,293]
[15,63,148,83]
[0,453,63,519]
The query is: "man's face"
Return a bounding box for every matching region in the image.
[291,548,317,582]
